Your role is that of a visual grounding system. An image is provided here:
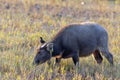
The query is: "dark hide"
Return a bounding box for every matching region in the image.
[33,22,113,65]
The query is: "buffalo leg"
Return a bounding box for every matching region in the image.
[55,58,61,67]
[56,58,61,64]
[72,51,79,65]
[93,50,103,64]
[98,35,114,65]
[72,51,80,74]
[101,49,113,65]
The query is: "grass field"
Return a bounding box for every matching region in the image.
[0,0,120,80]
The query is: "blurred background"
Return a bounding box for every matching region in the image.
[0,0,120,80]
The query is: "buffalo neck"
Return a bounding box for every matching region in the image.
[51,40,63,57]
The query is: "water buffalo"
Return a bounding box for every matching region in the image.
[33,22,113,66]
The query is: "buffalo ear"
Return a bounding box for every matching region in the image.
[40,37,45,44]
[46,43,54,52]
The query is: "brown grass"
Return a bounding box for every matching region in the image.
[0,0,120,80]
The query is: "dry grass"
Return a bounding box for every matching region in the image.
[0,0,120,80]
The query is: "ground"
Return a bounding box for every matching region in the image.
[0,0,120,80]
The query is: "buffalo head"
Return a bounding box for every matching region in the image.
[33,37,53,65]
